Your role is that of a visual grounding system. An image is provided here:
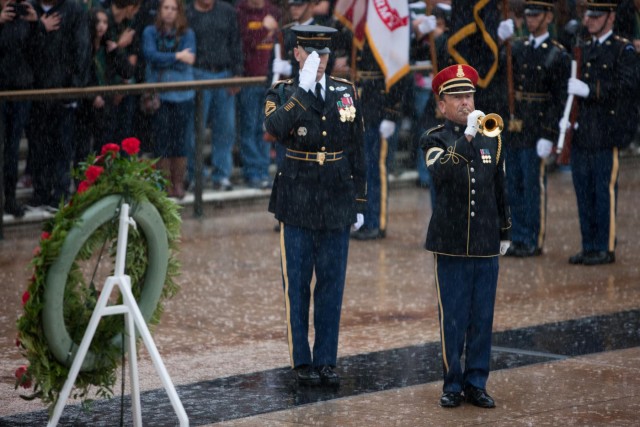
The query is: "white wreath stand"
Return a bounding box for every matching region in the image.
[48,203,189,427]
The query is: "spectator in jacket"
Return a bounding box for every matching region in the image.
[142,0,195,199]
[0,0,38,217]
[26,0,90,210]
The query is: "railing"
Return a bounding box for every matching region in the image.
[0,64,433,238]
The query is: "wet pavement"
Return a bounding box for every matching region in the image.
[1,156,639,426]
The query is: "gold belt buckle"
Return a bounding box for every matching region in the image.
[317,152,326,165]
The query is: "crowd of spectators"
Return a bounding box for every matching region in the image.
[1,0,639,220]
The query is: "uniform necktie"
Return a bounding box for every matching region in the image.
[315,82,323,101]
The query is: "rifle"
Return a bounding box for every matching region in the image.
[557,27,582,165]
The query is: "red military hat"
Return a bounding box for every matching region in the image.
[431,64,479,96]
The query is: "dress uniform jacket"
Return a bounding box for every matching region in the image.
[421,121,511,256]
[264,75,366,230]
[509,37,571,146]
[574,35,639,149]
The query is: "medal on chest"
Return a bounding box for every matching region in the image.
[480,148,492,164]
[336,93,356,122]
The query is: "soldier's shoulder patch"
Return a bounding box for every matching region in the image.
[426,124,445,135]
[265,100,277,116]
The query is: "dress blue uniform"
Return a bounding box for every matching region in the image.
[504,1,571,256]
[420,64,511,407]
[264,26,366,380]
[350,40,409,240]
[568,0,639,265]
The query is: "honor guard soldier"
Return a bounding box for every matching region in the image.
[502,0,571,257]
[566,0,639,265]
[349,39,411,240]
[263,25,366,386]
[420,64,511,408]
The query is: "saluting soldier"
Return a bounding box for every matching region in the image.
[566,0,639,265]
[263,25,366,386]
[502,0,571,257]
[420,64,511,408]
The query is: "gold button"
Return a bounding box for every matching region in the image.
[322,116,326,121]
[322,131,327,136]
[586,62,591,67]
[536,65,541,70]
[584,73,590,78]
[603,64,608,69]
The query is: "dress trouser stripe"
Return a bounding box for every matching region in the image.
[279,222,295,367]
[433,254,449,373]
[609,148,619,252]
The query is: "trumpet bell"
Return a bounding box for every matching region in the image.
[477,113,504,137]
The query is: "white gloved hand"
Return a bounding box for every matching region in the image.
[352,213,364,231]
[416,14,437,35]
[298,51,320,92]
[567,77,590,98]
[498,19,514,41]
[379,119,396,139]
[272,58,292,76]
[464,110,485,138]
[500,240,511,256]
[536,138,553,159]
[559,117,578,132]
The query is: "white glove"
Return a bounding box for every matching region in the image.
[500,240,511,256]
[498,19,514,41]
[298,51,320,92]
[379,119,396,139]
[536,138,553,159]
[416,14,437,35]
[352,213,364,231]
[464,110,485,138]
[567,77,589,98]
[272,58,292,76]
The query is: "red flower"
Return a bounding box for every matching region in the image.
[77,180,91,194]
[121,137,141,155]
[85,165,104,184]
[101,143,120,158]
[15,365,32,389]
[41,231,51,241]
[22,290,30,306]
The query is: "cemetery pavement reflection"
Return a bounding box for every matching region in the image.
[1,157,639,426]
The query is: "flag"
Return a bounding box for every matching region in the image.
[364,0,411,90]
[334,0,368,49]
[447,0,500,89]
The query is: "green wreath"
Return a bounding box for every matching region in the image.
[14,138,181,411]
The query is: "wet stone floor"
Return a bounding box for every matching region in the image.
[1,157,639,426]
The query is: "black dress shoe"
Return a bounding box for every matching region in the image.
[4,200,25,218]
[439,392,463,408]
[317,365,340,386]
[350,228,382,240]
[569,251,591,264]
[294,365,320,386]
[464,386,495,408]
[503,242,520,257]
[512,245,542,257]
[583,251,615,265]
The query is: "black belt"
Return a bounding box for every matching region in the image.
[286,149,343,165]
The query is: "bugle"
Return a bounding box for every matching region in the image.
[477,113,504,137]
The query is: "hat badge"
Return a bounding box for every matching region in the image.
[456,65,465,78]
